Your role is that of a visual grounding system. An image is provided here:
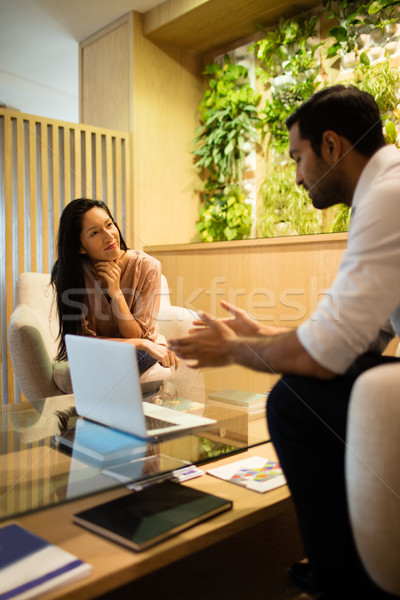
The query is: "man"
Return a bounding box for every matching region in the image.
[169,85,400,599]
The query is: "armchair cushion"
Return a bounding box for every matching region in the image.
[157,305,197,340]
[346,363,400,596]
[52,360,73,394]
[8,305,64,400]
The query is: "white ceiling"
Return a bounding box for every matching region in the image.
[0,0,166,121]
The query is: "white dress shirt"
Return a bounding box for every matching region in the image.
[297,145,400,374]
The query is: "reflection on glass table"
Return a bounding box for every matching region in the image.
[1,366,269,523]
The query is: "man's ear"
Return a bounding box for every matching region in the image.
[321,130,341,164]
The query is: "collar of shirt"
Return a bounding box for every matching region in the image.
[352,144,400,212]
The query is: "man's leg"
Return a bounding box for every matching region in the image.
[266,354,400,598]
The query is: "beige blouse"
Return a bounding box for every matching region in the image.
[82,249,162,342]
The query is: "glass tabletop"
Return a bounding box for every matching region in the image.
[0,364,270,522]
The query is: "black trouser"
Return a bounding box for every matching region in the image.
[267,352,400,598]
[136,350,157,375]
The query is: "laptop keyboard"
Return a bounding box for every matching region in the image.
[145,415,178,431]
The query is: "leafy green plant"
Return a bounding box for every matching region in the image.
[323,0,400,65]
[352,60,400,145]
[252,15,320,81]
[324,0,371,63]
[193,56,261,186]
[252,14,321,154]
[252,14,335,237]
[325,1,400,147]
[258,165,323,237]
[328,203,352,232]
[191,5,400,242]
[354,59,400,112]
[193,55,260,242]
[259,79,319,154]
[196,186,252,242]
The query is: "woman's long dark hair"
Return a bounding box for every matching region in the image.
[51,198,128,361]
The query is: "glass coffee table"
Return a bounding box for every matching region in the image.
[0,364,271,523]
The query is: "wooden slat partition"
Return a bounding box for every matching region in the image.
[0,108,131,404]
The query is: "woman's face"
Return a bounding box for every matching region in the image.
[79,207,121,262]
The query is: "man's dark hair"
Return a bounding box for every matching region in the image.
[286,85,385,157]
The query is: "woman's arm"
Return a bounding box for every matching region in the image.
[95,259,143,338]
[104,336,177,368]
[97,257,178,369]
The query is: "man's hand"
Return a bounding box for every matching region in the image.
[191,302,289,337]
[169,307,335,379]
[169,312,237,368]
[190,301,261,337]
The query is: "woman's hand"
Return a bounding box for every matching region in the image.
[95,259,121,298]
[138,339,179,370]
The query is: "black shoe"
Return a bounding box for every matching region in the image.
[288,560,317,594]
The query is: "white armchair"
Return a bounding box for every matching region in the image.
[8,272,197,402]
[346,362,400,597]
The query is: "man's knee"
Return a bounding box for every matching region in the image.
[267,372,352,446]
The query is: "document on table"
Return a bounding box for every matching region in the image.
[206,455,286,493]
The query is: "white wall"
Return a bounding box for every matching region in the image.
[0,0,79,122]
[0,0,166,124]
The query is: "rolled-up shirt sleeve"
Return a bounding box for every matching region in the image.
[298,145,400,374]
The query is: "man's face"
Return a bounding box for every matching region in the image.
[289,122,343,210]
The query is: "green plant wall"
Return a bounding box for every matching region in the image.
[192,0,400,242]
[193,57,261,242]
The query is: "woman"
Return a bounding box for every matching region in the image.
[51,198,178,374]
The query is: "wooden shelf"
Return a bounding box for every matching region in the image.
[143,0,321,53]
[145,232,348,254]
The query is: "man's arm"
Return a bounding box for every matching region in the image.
[231,330,335,379]
[169,313,336,379]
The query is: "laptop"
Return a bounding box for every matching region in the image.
[65,335,216,440]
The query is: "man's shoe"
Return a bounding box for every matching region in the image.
[288,559,317,594]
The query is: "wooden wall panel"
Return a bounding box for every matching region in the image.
[146,234,347,393]
[0,108,130,404]
[147,234,400,393]
[80,17,132,133]
[40,124,49,273]
[80,12,205,249]
[131,12,203,248]
[146,234,347,319]
[3,116,12,404]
